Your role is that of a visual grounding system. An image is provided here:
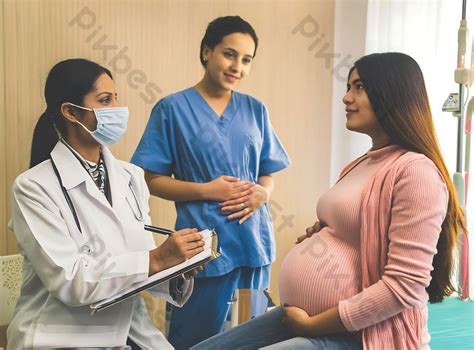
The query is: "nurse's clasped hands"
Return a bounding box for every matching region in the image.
[220,184,269,224]
[203,175,256,202]
[148,228,205,276]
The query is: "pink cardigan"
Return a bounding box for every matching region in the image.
[337,148,448,349]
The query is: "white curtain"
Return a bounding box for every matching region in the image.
[363,0,473,299]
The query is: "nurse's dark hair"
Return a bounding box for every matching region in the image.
[350,52,466,303]
[30,59,112,168]
[199,16,258,67]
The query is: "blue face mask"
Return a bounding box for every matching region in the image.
[67,102,129,146]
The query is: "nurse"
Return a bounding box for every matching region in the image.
[7,58,205,349]
[131,16,290,349]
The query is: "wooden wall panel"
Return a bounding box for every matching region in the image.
[1,0,335,327]
[0,0,6,256]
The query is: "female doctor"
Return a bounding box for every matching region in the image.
[7,58,205,349]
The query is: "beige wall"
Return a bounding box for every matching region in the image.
[1,0,7,258]
[1,0,335,321]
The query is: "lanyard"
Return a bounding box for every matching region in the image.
[62,140,112,205]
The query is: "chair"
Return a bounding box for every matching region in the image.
[0,254,134,349]
[0,254,23,349]
[228,288,276,328]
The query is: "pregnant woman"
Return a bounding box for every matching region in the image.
[192,52,465,350]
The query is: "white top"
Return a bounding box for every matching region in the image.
[7,141,192,349]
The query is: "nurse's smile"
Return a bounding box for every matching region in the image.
[224,73,238,83]
[200,32,255,94]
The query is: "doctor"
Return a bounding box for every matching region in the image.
[7,58,205,349]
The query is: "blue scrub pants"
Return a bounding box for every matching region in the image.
[167,267,268,350]
[190,307,362,350]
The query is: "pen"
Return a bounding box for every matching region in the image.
[144,224,174,236]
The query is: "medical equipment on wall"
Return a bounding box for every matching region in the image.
[442,0,473,300]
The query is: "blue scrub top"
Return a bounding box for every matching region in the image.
[131,87,290,277]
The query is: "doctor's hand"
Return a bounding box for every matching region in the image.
[148,228,205,276]
[183,265,205,280]
[220,184,269,225]
[296,221,322,244]
[203,175,255,202]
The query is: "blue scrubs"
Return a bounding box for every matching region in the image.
[131,87,290,348]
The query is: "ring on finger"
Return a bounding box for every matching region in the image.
[240,203,246,209]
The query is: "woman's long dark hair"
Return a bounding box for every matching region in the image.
[352,52,466,303]
[30,59,112,168]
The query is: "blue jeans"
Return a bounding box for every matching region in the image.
[191,307,362,350]
[168,267,270,349]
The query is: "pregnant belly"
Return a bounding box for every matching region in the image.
[279,229,360,316]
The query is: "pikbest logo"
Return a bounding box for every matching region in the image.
[292,15,354,83]
[69,7,162,104]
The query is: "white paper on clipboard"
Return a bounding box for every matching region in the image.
[90,229,219,314]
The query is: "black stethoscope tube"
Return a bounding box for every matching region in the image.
[51,157,83,233]
[50,156,144,234]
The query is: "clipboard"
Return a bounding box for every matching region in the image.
[90,229,220,315]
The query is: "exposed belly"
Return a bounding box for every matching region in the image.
[279,229,360,316]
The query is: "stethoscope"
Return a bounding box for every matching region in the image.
[50,156,144,234]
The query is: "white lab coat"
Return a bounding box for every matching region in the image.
[7,141,192,349]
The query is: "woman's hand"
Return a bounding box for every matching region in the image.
[220,184,269,224]
[148,228,205,276]
[283,305,347,338]
[203,175,255,202]
[296,221,322,244]
[282,305,313,337]
[183,265,204,280]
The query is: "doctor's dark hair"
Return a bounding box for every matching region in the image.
[350,52,466,303]
[199,16,258,67]
[30,59,112,168]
